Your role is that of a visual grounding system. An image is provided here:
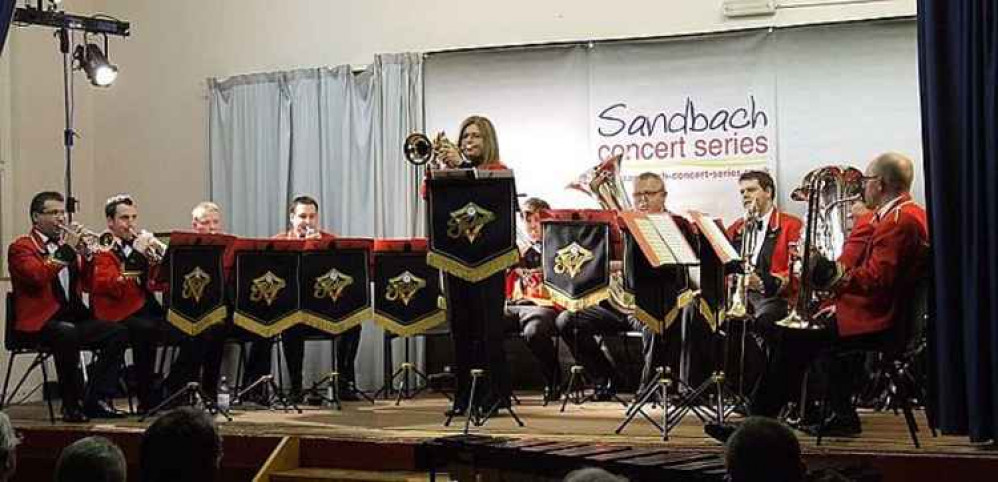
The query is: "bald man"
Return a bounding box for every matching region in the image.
[709,152,928,440]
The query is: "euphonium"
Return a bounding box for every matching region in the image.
[725,201,760,320]
[403,131,459,168]
[777,166,864,330]
[567,153,633,211]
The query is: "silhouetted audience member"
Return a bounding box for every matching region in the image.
[0,413,18,482]
[54,436,126,482]
[725,417,805,482]
[141,408,222,482]
[564,467,629,482]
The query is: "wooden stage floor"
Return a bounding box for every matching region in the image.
[4,392,987,459]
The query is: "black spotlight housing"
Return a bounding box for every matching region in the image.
[74,41,117,87]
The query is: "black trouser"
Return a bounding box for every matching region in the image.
[165,323,228,398]
[724,293,789,396]
[749,317,885,418]
[24,317,128,410]
[282,324,362,392]
[555,302,639,388]
[504,304,561,388]
[243,324,362,393]
[118,314,160,408]
[446,272,511,407]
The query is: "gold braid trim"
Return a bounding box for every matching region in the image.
[167,305,227,336]
[632,289,695,335]
[426,248,519,283]
[699,297,724,333]
[300,307,372,335]
[547,287,609,312]
[373,310,447,337]
[233,311,301,338]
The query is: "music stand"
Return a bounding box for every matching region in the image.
[663,212,747,430]
[614,212,699,439]
[230,238,304,413]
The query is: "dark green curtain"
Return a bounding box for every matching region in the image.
[918,0,998,442]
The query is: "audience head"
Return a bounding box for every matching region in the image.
[141,408,222,482]
[563,467,628,482]
[29,191,67,238]
[55,436,126,482]
[458,115,500,167]
[191,201,223,234]
[632,172,667,214]
[725,417,805,482]
[288,195,319,237]
[0,413,18,482]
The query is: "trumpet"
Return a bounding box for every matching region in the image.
[725,201,760,320]
[403,131,460,168]
[129,228,167,263]
[57,222,115,256]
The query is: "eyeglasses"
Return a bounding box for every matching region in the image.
[633,190,666,200]
[861,175,881,183]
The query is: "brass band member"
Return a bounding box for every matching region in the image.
[724,171,802,388]
[436,115,514,415]
[88,194,165,413]
[708,153,929,440]
[163,202,229,399]
[504,197,562,401]
[7,192,128,421]
[555,172,697,398]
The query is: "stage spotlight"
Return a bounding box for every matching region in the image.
[74,42,118,87]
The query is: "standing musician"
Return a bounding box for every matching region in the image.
[504,197,562,401]
[88,193,166,413]
[163,202,229,399]
[708,152,929,440]
[555,172,697,399]
[435,115,514,415]
[7,192,129,421]
[724,171,802,389]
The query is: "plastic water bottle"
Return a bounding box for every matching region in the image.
[217,376,231,412]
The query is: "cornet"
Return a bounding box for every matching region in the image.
[130,228,167,263]
[57,222,115,257]
[403,131,460,168]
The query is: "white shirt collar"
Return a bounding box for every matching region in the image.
[876,195,903,220]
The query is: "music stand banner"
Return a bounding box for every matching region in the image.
[233,239,302,337]
[426,174,519,282]
[372,239,446,337]
[299,238,373,335]
[542,213,612,311]
[624,234,695,335]
[167,232,235,336]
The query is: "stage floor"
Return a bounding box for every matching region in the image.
[3,392,985,458]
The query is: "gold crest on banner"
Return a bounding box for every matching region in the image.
[181,266,212,304]
[250,271,287,306]
[385,271,426,306]
[554,242,595,278]
[447,202,495,243]
[313,268,353,302]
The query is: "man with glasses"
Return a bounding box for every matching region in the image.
[555,172,697,399]
[7,191,128,421]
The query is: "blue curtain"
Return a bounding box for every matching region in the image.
[918,1,998,442]
[0,0,15,56]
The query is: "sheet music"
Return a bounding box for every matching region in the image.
[647,213,699,265]
[633,217,676,265]
[691,212,740,264]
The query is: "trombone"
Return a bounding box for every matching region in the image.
[725,201,761,320]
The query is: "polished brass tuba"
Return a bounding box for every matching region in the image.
[778,166,864,330]
[403,131,459,167]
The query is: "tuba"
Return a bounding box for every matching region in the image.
[403,131,459,168]
[778,166,864,330]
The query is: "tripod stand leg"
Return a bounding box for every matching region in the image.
[462,369,483,435]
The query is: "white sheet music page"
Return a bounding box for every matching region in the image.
[647,213,699,265]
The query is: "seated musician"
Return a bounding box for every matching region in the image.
[504,197,562,401]
[724,171,802,388]
[707,152,929,440]
[7,192,129,421]
[555,172,697,399]
[434,115,514,415]
[89,194,167,413]
[242,196,362,402]
[163,202,229,399]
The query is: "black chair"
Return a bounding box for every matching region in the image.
[1,292,57,423]
[813,273,938,447]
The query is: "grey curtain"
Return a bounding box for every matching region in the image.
[208,53,424,390]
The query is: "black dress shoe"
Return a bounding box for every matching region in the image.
[704,422,740,443]
[444,405,467,417]
[543,385,563,403]
[85,400,127,419]
[801,412,862,437]
[591,385,617,402]
[62,406,90,423]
